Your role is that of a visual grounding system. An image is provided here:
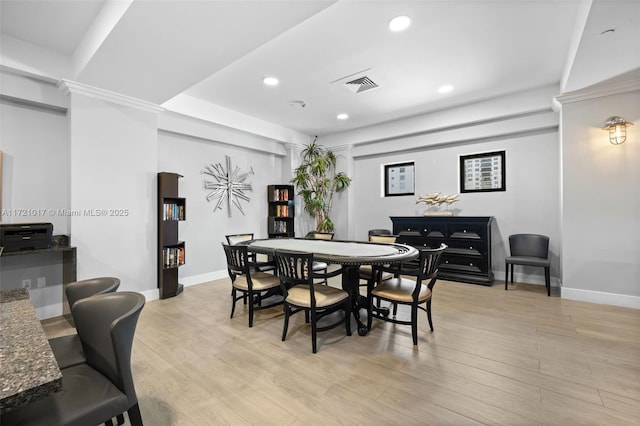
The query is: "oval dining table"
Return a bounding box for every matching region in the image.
[246,238,418,336]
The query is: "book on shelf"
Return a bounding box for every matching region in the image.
[163,246,185,268]
[272,188,290,201]
[163,202,185,221]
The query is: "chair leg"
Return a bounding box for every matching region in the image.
[127,403,144,426]
[311,310,318,353]
[504,261,509,290]
[545,266,551,296]
[105,420,114,426]
[510,264,514,283]
[426,299,434,332]
[282,305,290,341]
[411,305,418,345]
[116,413,125,425]
[392,303,398,317]
[248,292,254,327]
[230,288,237,318]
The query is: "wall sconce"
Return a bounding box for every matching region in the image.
[603,116,633,145]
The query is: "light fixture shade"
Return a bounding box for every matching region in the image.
[603,116,633,145]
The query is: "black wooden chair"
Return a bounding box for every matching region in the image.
[49,277,121,370]
[505,234,551,296]
[223,243,283,327]
[367,244,446,345]
[274,249,351,353]
[306,231,335,284]
[225,233,275,272]
[1,292,145,426]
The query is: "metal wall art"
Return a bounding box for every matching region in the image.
[202,156,254,216]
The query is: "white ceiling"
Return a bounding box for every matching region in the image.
[1,0,638,138]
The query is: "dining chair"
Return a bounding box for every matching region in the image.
[48,277,121,370]
[306,231,334,283]
[274,249,351,353]
[225,233,275,272]
[1,292,145,426]
[368,228,391,237]
[367,244,447,345]
[505,233,551,296]
[359,234,398,286]
[223,243,283,327]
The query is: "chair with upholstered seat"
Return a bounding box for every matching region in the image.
[225,233,275,272]
[307,231,335,284]
[367,244,446,345]
[1,292,145,426]
[274,249,351,353]
[223,243,283,327]
[48,277,121,370]
[368,229,391,237]
[359,234,398,287]
[505,234,551,296]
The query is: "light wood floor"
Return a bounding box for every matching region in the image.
[42,277,640,425]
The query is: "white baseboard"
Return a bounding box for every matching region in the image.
[139,270,228,302]
[180,270,228,286]
[561,287,640,309]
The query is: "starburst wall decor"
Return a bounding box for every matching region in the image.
[202,156,254,217]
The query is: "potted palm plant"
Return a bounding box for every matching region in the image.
[291,139,352,235]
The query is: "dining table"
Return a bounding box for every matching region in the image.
[0,288,62,412]
[246,238,418,335]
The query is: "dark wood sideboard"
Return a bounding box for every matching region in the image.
[390,216,493,285]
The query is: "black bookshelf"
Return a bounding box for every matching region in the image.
[267,185,295,238]
[158,172,185,299]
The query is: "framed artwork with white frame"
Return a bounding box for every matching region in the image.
[384,161,415,197]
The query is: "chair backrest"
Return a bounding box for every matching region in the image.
[509,234,549,259]
[368,229,391,237]
[274,250,318,306]
[393,244,447,292]
[310,232,334,240]
[369,234,397,244]
[225,233,254,245]
[73,292,145,406]
[222,243,250,278]
[65,277,121,309]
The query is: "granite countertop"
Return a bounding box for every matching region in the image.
[0,288,62,411]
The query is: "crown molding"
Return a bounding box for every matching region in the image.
[58,79,165,113]
[554,78,640,106]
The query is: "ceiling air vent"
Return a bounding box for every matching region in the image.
[343,76,379,94]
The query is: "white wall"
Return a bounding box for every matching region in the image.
[157,129,282,284]
[0,99,69,233]
[351,127,561,285]
[66,91,159,296]
[559,88,639,307]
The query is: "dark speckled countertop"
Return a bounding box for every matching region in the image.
[0,288,62,411]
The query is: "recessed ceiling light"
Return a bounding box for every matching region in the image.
[262,76,279,86]
[388,15,411,32]
[438,84,454,94]
[337,113,349,120]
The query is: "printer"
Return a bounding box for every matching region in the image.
[0,223,53,252]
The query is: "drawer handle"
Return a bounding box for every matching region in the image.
[469,263,473,266]
[469,246,473,249]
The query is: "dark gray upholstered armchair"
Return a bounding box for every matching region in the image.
[505,234,551,296]
[1,292,145,426]
[48,277,121,369]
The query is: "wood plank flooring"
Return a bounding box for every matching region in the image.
[42,278,640,425]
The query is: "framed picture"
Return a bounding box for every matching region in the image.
[384,162,415,196]
[459,150,506,193]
